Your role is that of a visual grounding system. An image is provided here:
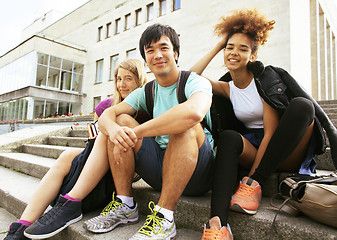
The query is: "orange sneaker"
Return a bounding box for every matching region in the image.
[230,177,261,215]
[202,216,233,240]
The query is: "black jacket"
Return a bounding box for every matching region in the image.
[215,61,337,169]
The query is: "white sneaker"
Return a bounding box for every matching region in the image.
[83,194,138,233]
[129,202,176,240]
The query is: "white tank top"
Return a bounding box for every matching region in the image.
[229,79,264,129]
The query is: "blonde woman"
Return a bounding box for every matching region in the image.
[5,58,149,240]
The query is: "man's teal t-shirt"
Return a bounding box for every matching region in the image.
[124,71,213,149]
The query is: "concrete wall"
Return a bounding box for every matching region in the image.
[39,0,293,114]
[2,0,337,116]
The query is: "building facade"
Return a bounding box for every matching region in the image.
[0,0,336,121]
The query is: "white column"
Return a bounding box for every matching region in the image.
[26,97,34,120]
[289,0,312,94]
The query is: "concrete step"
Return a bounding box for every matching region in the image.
[70,129,89,138]
[0,152,54,179]
[315,148,336,171]
[0,208,17,240]
[0,166,336,239]
[21,144,82,159]
[0,208,201,240]
[317,100,337,105]
[0,167,201,240]
[48,136,87,148]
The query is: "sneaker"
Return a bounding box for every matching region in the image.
[230,177,262,215]
[202,216,233,240]
[4,222,29,240]
[24,195,82,239]
[83,194,139,233]
[129,202,176,240]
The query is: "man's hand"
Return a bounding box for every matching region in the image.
[109,126,138,164]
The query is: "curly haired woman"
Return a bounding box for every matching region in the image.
[191,9,337,240]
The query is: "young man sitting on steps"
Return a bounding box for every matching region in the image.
[23,23,215,240]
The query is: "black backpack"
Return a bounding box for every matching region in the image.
[144,71,221,146]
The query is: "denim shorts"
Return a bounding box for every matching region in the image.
[135,136,214,196]
[242,128,264,148]
[242,128,316,175]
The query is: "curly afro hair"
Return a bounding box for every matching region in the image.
[215,8,275,54]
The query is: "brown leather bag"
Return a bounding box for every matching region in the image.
[279,171,337,228]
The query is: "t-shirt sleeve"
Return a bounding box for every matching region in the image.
[123,86,148,112]
[185,72,212,99]
[95,98,113,117]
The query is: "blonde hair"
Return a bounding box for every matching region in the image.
[112,58,148,105]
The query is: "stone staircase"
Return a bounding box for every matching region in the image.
[0,101,337,239]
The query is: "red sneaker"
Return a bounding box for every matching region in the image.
[230,177,262,215]
[202,216,233,240]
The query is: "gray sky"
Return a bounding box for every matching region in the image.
[0,0,89,56]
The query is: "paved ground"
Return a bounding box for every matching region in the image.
[0,122,87,135]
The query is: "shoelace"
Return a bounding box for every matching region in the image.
[202,228,228,240]
[138,201,164,236]
[236,183,255,197]
[38,201,63,224]
[100,193,124,216]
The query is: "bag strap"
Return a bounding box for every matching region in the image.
[145,80,155,118]
[177,70,211,132]
[176,70,191,103]
[145,71,192,119]
[144,70,211,133]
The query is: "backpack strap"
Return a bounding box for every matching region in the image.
[177,71,211,133]
[145,71,191,118]
[145,80,155,118]
[144,71,211,133]
[176,71,191,103]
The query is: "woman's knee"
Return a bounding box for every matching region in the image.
[217,130,243,153]
[286,97,314,123]
[53,149,79,172]
[116,114,138,127]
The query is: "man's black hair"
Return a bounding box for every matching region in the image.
[139,24,180,62]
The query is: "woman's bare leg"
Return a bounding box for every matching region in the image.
[67,133,109,199]
[20,148,83,222]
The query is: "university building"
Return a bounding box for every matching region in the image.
[0,0,336,121]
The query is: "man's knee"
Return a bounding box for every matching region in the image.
[169,123,205,148]
[171,123,203,140]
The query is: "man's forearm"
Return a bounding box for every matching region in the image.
[133,103,203,138]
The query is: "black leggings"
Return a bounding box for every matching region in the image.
[211,97,315,225]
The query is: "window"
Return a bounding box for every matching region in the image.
[35,53,83,93]
[109,54,119,81]
[115,18,121,34]
[93,96,101,112]
[125,13,131,30]
[147,3,154,21]
[135,8,142,26]
[126,49,137,59]
[97,26,103,41]
[159,0,167,16]
[173,0,181,11]
[95,59,103,84]
[106,22,112,38]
